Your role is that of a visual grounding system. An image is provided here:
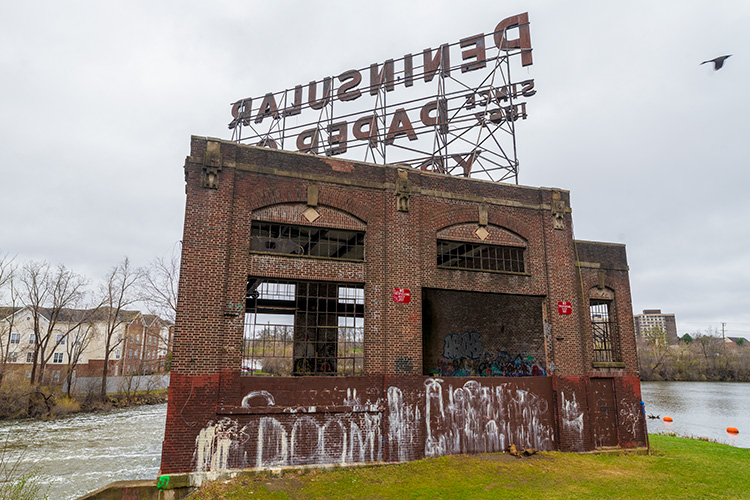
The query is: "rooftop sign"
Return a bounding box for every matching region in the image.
[229,13,534,183]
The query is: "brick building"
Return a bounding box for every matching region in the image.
[160,136,647,474]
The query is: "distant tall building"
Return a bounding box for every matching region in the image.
[634,309,678,343]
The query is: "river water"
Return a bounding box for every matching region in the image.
[2,382,749,499]
[0,403,166,500]
[640,381,750,448]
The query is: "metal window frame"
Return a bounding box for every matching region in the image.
[436,239,525,273]
[250,221,365,261]
[242,277,365,377]
[590,299,620,363]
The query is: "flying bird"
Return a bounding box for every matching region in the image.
[701,55,732,70]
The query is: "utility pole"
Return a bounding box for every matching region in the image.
[721,322,726,341]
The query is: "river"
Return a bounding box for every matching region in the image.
[2,382,749,499]
[640,381,750,448]
[0,403,166,500]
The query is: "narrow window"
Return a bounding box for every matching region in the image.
[590,300,619,363]
[10,333,20,344]
[53,352,64,364]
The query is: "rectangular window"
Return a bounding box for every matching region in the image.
[53,352,64,364]
[8,352,18,363]
[115,349,121,360]
[250,221,365,261]
[26,352,34,363]
[10,333,20,344]
[28,333,36,344]
[591,300,619,363]
[437,240,525,273]
[56,334,65,345]
[243,278,365,377]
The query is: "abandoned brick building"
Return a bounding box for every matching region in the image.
[160,136,647,474]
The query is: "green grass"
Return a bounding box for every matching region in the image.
[187,434,750,500]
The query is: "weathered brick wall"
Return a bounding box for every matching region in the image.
[160,137,647,474]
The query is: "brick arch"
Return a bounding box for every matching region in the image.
[588,285,616,301]
[429,206,529,241]
[247,186,372,224]
[251,203,366,230]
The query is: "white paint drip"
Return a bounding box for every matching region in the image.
[561,391,584,439]
[194,418,240,472]
[424,379,554,458]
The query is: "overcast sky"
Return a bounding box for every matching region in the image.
[1,1,748,337]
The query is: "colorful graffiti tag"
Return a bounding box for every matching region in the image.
[434,331,546,377]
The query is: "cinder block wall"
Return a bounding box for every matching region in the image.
[160,137,647,474]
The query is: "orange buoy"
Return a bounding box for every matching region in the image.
[663,416,673,422]
[727,427,739,434]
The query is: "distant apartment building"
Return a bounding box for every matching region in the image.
[633,309,678,343]
[0,306,172,386]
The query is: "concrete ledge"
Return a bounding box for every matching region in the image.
[76,479,195,500]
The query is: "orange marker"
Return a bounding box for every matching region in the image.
[727,427,739,434]
[663,416,673,422]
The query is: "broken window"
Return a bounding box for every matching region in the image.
[242,278,364,376]
[250,221,365,260]
[590,299,619,363]
[437,240,525,273]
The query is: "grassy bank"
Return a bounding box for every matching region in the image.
[187,434,750,500]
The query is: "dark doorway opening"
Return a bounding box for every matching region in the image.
[422,288,547,377]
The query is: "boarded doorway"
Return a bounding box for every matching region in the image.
[589,378,618,447]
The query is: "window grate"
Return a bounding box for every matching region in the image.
[437,240,525,273]
[243,278,364,376]
[250,221,365,261]
[591,300,619,363]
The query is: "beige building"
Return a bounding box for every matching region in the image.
[633,309,678,344]
[0,306,171,385]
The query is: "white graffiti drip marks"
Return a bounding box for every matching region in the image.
[194,389,384,471]
[561,391,584,439]
[423,378,554,458]
[387,386,421,462]
[194,418,245,472]
[258,417,288,468]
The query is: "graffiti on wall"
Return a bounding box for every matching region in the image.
[442,331,484,360]
[560,391,584,441]
[194,380,555,472]
[434,331,546,377]
[194,390,383,472]
[423,378,554,456]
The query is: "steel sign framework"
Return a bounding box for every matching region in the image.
[229,13,534,184]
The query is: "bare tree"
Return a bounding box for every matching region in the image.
[141,244,179,324]
[63,318,97,397]
[0,254,18,387]
[18,261,92,385]
[141,245,179,370]
[99,257,143,398]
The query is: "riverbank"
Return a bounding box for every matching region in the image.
[185,434,750,499]
[0,383,167,420]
